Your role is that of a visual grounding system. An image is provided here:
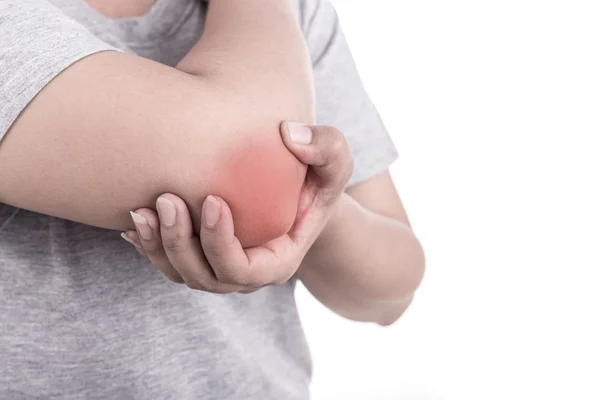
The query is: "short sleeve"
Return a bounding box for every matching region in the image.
[0,0,120,139]
[297,0,399,188]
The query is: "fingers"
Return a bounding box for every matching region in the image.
[280,121,354,192]
[199,196,255,285]
[129,208,185,284]
[120,231,146,256]
[155,194,242,294]
[124,193,299,292]
[200,195,300,286]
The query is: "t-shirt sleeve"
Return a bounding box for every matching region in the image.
[297,0,399,188]
[0,0,120,139]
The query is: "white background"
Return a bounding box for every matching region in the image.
[295,1,600,399]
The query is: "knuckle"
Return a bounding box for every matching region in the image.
[344,155,355,181]
[162,235,188,254]
[317,125,343,138]
[329,133,346,154]
[144,244,164,258]
[347,153,355,169]
[199,240,220,256]
[199,233,227,255]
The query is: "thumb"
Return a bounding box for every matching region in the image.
[280,121,354,189]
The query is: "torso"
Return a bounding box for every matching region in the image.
[0,1,312,398]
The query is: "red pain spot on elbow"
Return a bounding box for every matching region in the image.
[216,135,307,248]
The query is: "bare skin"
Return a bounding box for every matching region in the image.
[2,0,426,324]
[86,0,156,18]
[124,123,425,325]
[0,0,314,247]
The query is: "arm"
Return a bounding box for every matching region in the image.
[115,123,424,313]
[296,171,426,325]
[0,0,314,247]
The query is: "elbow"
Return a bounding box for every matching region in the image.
[164,76,313,248]
[178,121,307,248]
[375,236,426,326]
[219,130,307,247]
[370,233,426,304]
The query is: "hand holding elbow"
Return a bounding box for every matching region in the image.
[207,133,307,248]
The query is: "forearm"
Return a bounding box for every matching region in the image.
[297,193,426,325]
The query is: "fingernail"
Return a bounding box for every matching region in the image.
[287,122,312,145]
[203,195,221,228]
[157,197,177,227]
[130,211,152,240]
[120,232,139,247]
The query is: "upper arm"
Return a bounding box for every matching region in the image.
[0,51,210,229]
[0,0,311,246]
[0,50,307,246]
[345,170,411,227]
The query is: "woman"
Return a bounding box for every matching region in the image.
[0,0,425,398]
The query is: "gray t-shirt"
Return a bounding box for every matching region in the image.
[0,0,398,398]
